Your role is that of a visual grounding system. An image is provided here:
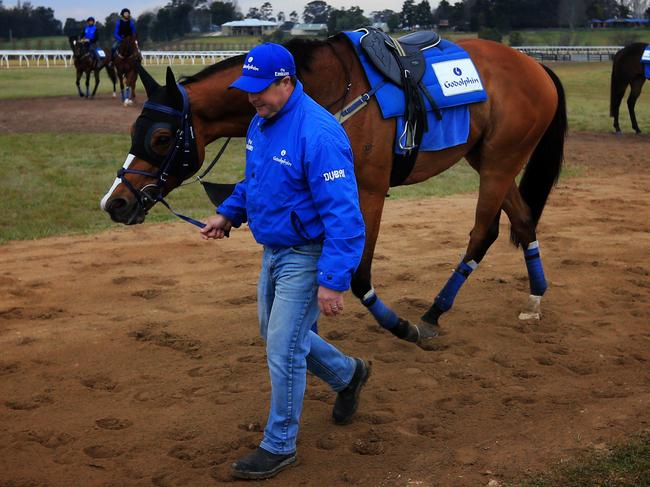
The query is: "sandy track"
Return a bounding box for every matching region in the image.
[1,132,650,486]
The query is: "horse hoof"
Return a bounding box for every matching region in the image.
[518,294,542,321]
[415,321,441,350]
[112,93,117,98]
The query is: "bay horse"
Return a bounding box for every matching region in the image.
[113,35,141,106]
[68,35,117,98]
[100,34,566,349]
[611,42,648,134]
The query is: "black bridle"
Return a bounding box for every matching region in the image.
[116,83,230,228]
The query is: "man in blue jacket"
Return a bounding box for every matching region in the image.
[200,43,370,480]
[112,8,136,55]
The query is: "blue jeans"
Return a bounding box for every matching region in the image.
[258,243,356,455]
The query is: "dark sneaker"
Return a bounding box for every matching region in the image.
[231,446,296,480]
[333,358,372,425]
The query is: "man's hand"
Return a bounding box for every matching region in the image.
[200,214,232,240]
[319,286,344,317]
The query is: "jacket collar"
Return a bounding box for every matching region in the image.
[261,80,304,128]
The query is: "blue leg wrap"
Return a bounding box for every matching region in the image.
[524,240,547,296]
[433,259,477,312]
[362,289,398,330]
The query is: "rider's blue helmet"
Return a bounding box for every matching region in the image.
[120,8,131,16]
[87,17,95,22]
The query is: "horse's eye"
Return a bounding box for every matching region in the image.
[156,135,171,145]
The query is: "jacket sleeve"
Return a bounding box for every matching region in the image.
[114,21,121,41]
[306,133,365,292]
[217,180,248,227]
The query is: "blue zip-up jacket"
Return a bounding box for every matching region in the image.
[82,25,97,42]
[218,81,366,292]
[114,18,136,41]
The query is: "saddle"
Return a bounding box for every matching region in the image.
[359,27,443,185]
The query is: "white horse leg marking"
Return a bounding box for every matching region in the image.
[100,153,135,210]
[518,294,542,321]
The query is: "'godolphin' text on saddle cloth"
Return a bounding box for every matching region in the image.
[343,30,488,153]
[641,46,650,78]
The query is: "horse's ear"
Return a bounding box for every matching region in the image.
[139,65,161,98]
[166,66,176,89]
[165,66,183,109]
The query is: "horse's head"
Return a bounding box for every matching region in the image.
[68,36,82,57]
[100,66,204,224]
[118,35,138,58]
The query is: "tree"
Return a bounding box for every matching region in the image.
[246,7,261,18]
[303,0,331,23]
[289,10,299,22]
[400,0,417,28]
[63,17,83,37]
[260,1,274,20]
[414,0,434,27]
[328,6,368,33]
[585,0,619,19]
[370,8,400,29]
[136,12,155,41]
[434,0,452,22]
[277,10,286,22]
[558,0,586,28]
[209,1,242,26]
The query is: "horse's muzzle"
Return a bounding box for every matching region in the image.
[104,196,145,225]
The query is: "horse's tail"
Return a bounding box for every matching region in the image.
[511,64,567,247]
[105,62,117,85]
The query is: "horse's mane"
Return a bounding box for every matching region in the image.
[180,34,346,85]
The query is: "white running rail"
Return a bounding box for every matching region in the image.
[0,49,247,68]
[0,46,626,68]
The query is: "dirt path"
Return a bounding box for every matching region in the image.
[1,133,650,487]
[0,94,139,134]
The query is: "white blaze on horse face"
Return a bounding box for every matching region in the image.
[100,153,135,211]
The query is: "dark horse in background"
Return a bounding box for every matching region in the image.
[101,34,566,349]
[113,35,141,106]
[68,35,117,98]
[611,42,648,134]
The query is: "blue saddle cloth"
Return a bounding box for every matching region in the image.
[642,46,650,79]
[343,31,487,153]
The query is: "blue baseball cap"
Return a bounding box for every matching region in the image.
[229,43,296,93]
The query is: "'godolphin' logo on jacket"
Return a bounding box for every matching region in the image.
[246,139,254,151]
[272,148,292,166]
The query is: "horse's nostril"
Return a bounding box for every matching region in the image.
[106,197,128,213]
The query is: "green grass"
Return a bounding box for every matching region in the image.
[0,35,69,50]
[0,64,209,99]
[150,35,259,51]
[505,28,648,46]
[0,134,246,243]
[548,61,650,133]
[389,161,478,199]
[520,433,650,487]
[0,131,583,243]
